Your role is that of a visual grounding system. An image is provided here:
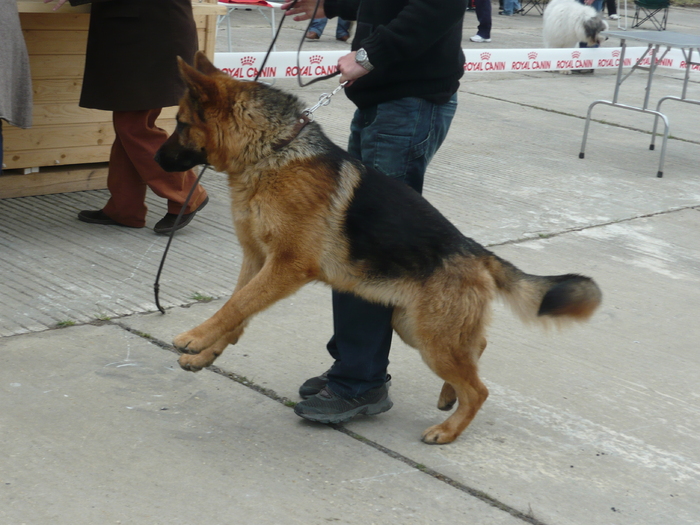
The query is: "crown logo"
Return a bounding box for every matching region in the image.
[612,50,620,57]
[571,51,581,59]
[241,56,256,66]
[480,52,491,60]
[527,52,538,60]
[309,55,323,64]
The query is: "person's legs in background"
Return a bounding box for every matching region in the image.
[470,0,493,42]
[84,109,207,229]
[500,0,522,15]
[306,17,328,39]
[335,18,351,41]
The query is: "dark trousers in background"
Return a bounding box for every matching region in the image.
[326,94,458,399]
[474,0,493,39]
[102,108,208,227]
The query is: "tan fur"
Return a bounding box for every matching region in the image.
[158,52,602,445]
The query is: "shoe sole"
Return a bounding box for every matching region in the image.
[77,211,139,227]
[294,396,393,424]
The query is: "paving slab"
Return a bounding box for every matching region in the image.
[0,324,526,525]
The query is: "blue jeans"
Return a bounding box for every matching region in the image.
[308,17,351,39]
[326,95,458,399]
[502,0,521,14]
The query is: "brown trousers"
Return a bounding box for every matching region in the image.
[102,108,208,228]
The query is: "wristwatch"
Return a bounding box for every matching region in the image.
[355,48,374,72]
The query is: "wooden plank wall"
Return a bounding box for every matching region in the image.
[1,1,219,199]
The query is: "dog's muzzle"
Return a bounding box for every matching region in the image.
[155,142,208,173]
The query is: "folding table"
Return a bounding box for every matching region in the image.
[218,0,280,52]
[579,30,700,177]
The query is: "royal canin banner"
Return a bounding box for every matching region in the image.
[214,47,700,80]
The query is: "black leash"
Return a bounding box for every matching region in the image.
[153,164,209,314]
[154,0,341,313]
[254,0,341,86]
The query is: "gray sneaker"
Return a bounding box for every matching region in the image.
[294,384,393,424]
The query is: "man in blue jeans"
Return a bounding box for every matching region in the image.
[283,0,466,423]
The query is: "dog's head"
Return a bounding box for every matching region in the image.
[583,14,609,47]
[155,51,305,173]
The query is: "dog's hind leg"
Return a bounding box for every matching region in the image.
[422,346,489,444]
[436,337,487,412]
[437,383,457,411]
[422,335,489,444]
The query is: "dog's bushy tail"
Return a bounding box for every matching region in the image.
[486,255,602,327]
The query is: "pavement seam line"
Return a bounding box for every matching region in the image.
[485,204,700,248]
[113,321,550,525]
[466,91,700,145]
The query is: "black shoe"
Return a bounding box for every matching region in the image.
[572,69,595,74]
[294,384,393,424]
[299,371,391,399]
[153,196,209,234]
[299,370,330,399]
[77,209,139,228]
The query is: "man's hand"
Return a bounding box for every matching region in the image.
[338,52,371,86]
[43,0,69,11]
[281,0,326,21]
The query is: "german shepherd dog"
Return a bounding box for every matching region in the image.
[155,51,602,445]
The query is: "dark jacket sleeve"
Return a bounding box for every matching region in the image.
[325,0,467,70]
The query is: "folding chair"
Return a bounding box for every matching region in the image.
[521,0,549,16]
[632,0,670,30]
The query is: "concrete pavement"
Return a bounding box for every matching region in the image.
[1,5,700,524]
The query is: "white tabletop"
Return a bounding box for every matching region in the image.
[603,30,700,48]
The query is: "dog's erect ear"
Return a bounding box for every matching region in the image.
[194,50,224,77]
[177,56,220,106]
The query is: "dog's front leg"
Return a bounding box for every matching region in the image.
[174,256,317,371]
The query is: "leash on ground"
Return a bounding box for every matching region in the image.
[153,0,344,313]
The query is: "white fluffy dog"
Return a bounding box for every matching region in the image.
[543,0,608,73]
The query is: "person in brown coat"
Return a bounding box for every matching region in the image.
[46,0,208,233]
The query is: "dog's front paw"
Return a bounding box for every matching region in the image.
[421,424,458,445]
[173,329,206,354]
[178,352,216,372]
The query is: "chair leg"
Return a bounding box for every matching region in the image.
[632,6,669,30]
